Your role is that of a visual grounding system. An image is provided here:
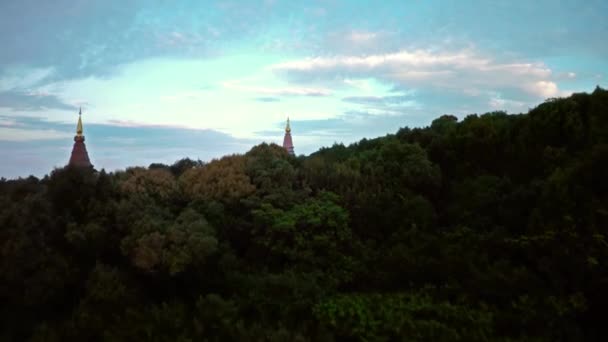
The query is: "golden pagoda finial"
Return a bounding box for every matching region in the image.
[285,116,291,133]
[76,107,83,137]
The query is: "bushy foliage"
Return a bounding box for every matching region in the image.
[0,89,607,341]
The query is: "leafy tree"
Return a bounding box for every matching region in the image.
[179,155,255,203]
[1,89,607,340]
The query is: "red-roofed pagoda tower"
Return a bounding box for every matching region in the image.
[282,117,294,155]
[68,108,93,168]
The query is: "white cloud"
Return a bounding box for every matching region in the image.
[271,48,561,99]
[524,81,558,98]
[343,78,372,91]
[488,96,526,110]
[271,50,489,71]
[523,81,572,98]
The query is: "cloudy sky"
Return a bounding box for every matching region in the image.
[0,0,606,178]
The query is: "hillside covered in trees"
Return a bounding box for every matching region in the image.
[1,87,607,341]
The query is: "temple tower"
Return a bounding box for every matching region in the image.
[282,117,294,155]
[68,107,93,168]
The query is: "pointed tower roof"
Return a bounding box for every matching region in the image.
[282,117,294,155]
[68,108,93,168]
[76,107,83,137]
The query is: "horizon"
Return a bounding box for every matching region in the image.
[1,0,607,178]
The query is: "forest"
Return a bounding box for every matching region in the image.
[0,87,606,341]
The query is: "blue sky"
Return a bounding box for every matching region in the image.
[0,0,606,178]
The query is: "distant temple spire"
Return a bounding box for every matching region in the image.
[282,117,294,155]
[76,107,83,137]
[68,107,93,168]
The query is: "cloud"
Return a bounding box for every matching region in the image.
[523,81,558,98]
[343,78,374,91]
[254,97,281,102]
[104,120,199,130]
[320,30,401,55]
[156,31,206,49]
[0,90,77,111]
[222,81,332,96]
[0,1,143,80]
[523,81,572,98]
[271,50,486,72]
[0,67,55,91]
[0,117,18,126]
[488,96,527,111]
[0,127,70,141]
[271,48,562,99]
[341,93,421,114]
[349,31,377,43]
[342,94,417,106]
[0,1,230,83]
[2,0,607,87]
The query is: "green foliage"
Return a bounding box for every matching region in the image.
[251,192,358,284]
[179,155,255,203]
[121,208,218,275]
[314,292,493,341]
[0,89,607,340]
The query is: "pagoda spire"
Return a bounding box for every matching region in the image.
[282,117,294,155]
[76,107,83,137]
[68,107,93,168]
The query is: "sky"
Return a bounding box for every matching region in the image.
[0,0,606,178]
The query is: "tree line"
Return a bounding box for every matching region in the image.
[1,87,607,341]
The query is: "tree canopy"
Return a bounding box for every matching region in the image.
[1,88,607,341]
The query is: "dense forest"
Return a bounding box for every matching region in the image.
[1,87,607,341]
